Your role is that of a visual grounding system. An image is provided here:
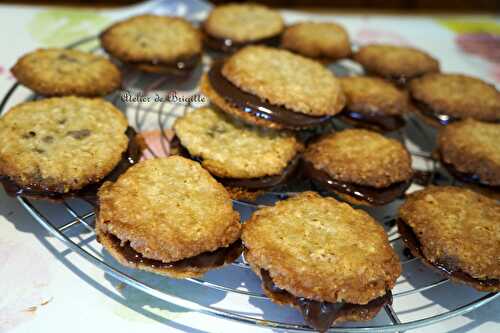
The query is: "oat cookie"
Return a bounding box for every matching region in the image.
[173,107,303,200]
[353,44,439,86]
[282,22,351,60]
[398,186,500,292]
[203,3,284,53]
[174,107,302,177]
[438,119,500,188]
[11,48,121,97]
[100,15,202,74]
[410,73,500,125]
[96,156,242,278]
[201,46,345,130]
[303,129,413,206]
[0,97,129,198]
[339,76,409,131]
[242,192,400,331]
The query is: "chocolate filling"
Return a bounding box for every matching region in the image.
[303,161,412,205]
[412,99,458,126]
[106,232,243,271]
[203,29,281,53]
[129,54,201,75]
[439,157,499,190]
[340,109,405,132]
[397,219,499,288]
[261,269,392,332]
[172,136,300,190]
[0,127,141,204]
[208,60,332,129]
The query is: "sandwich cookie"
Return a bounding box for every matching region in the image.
[339,76,409,131]
[281,22,351,61]
[409,73,500,126]
[0,97,138,203]
[11,48,121,97]
[201,46,346,130]
[303,129,413,206]
[173,107,303,201]
[398,186,500,292]
[437,119,499,193]
[100,15,202,75]
[242,192,401,332]
[96,156,242,278]
[203,3,284,53]
[353,44,439,86]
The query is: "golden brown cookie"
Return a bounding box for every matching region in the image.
[281,22,351,61]
[201,46,345,130]
[100,15,202,74]
[303,129,413,206]
[0,97,131,200]
[353,44,439,86]
[242,191,400,331]
[173,107,303,200]
[438,119,500,189]
[339,76,409,131]
[203,3,284,53]
[96,156,242,278]
[11,48,121,97]
[410,73,500,126]
[398,186,500,292]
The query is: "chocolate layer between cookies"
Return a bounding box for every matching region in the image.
[203,28,281,53]
[102,231,243,272]
[439,157,499,191]
[303,161,411,205]
[340,109,405,132]
[412,98,458,126]
[208,61,332,129]
[127,54,201,75]
[0,127,141,204]
[261,269,392,332]
[397,219,500,289]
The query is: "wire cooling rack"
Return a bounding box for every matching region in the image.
[1,35,498,332]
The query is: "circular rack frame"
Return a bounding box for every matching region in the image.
[1,35,498,332]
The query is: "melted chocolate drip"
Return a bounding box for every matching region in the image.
[340,109,405,132]
[208,61,332,129]
[397,219,499,288]
[0,127,141,204]
[107,232,243,271]
[203,30,281,53]
[260,269,392,332]
[302,161,412,205]
[172,136,300,190]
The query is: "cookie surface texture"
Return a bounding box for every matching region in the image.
[11,48,121,96]
[0,97,128,193]
[203,3,284,42]
[173,107,303,179]
[282,22,351,60]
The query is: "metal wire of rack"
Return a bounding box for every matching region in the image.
[1,35,498,332]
